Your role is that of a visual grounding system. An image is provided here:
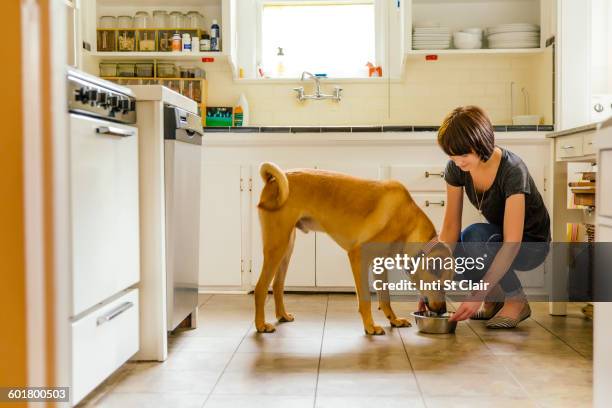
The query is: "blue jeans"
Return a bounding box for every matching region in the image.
[455,223,550,299]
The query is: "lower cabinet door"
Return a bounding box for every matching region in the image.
[251,162,316,288]
[72,289,139,405]
[200,163,243,286]
[315,164,382,288]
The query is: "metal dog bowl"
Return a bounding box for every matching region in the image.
[411,311,457,334]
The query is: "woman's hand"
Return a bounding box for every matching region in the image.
[449,301,482,322]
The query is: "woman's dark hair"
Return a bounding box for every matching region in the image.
[437,106,495,161]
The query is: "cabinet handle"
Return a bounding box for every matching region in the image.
[96,126,135,137]
[96,302,134,326]
[425,200,445,207]
[425,171,444,178]
[587,142,593,145]
[561,145,574,149]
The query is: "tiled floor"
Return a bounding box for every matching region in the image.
[79,294,593,408]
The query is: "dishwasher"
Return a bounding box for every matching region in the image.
[163,104,203,331]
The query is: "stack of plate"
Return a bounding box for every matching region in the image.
[413,25,451,50]
[486,23,540,49]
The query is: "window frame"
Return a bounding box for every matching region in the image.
[255,0,386,79]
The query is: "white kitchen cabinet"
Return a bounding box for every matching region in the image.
[250,162,316,288]
[314,164,382,288]
[200,162,244,287]
[72,289,139,405]
[199,131,552,293]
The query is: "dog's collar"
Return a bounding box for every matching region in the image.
[420,236,440,256]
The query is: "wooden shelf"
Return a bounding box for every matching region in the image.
[90,51,225,61]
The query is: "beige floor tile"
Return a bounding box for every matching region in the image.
[317,353,420,397]
[213,370,317,396]
[205,395,314,408]
[222,351,320,374]
[424,396,538,408]
[179,337,244,353]
[476,333,578,355]
[321,331,405,356]
[414,369,526,398]
[86,392,207,408]
[112,364,219,394]
[316,396,425,408]
[175,320,252,338]
[535,391,593,408]
[317,354,419,398]
[237,334,322,354]
[159,351,234,372]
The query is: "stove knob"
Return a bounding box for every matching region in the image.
[594,103,604,113]
[75,87,88,103]
[87,88,98,103]
[109,95,119,108]
[97,92,108,106]
[120,97,130,112]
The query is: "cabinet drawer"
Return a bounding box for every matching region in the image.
[412,193,447,231]
[72,289,139,404]
[389,165,447,192]
[583,132,596,156]
[555,135,584,160]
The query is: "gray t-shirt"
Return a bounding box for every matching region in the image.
[444,147,551,242]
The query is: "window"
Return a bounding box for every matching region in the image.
[260,1,376,78]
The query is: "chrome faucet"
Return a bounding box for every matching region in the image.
[293,71,342,102]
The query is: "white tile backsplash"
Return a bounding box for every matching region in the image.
[204,53,553,126]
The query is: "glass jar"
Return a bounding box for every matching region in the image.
[186,11,204,30]
[152,10,168,28]
[99,16,116,29]
[117,30,135,51]
[117,15,133,29]
[169,11,184,29]
[134,11,151,29]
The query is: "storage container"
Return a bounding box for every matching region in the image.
[99,16,116,29]
[134,11,151,29]
[169,11,184,28]
[97,30,116,52]
[117,63,135,77]
[186,11,204,29]
[99,63,117,77]
[118,30,136,51]
[152,10,169,28]
[157,63,177,78]
[138,30,156,51]
[117,15,133,29]
[136,63,154,78]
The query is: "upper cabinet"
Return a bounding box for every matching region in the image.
[80,0,237,75]
[405,0,546,56]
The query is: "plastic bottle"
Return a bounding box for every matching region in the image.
[182,33,191,52]
[210,19,220,51]
[171,32,181,52]
[233,94,249,127]
[275,47,285,77]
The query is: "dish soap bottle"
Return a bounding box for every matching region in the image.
[233,94,249,127]
[275,47,285,77]
[210,19,220,51]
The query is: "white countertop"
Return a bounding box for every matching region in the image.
[128,85,198,114]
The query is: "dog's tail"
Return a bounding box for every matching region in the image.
[258,162,289,210]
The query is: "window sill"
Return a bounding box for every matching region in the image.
[233,77,399,84]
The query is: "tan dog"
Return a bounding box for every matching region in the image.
[254,162,453,335]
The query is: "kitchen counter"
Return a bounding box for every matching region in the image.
[202,127,552,147]
[205,125,554,133]
[128,85,198,114]
[546,121,603,138]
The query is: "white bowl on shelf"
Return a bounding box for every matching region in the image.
[461,28,484,39]
[454,40,483,49]
[453,32,482,49]
[512,115,541,125]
